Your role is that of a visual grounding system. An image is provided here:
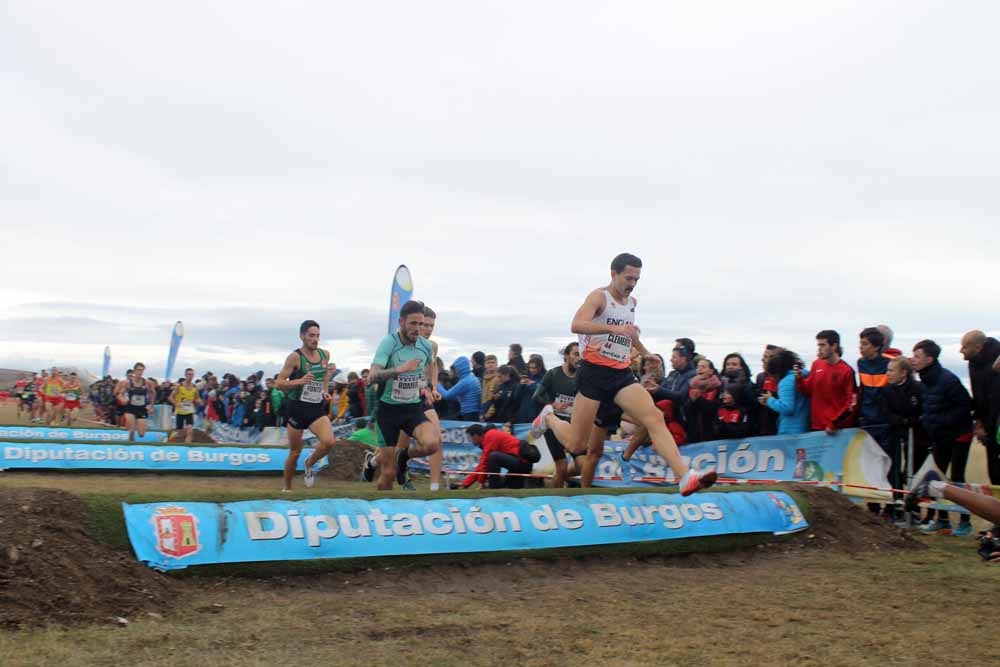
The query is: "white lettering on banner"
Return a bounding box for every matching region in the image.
[623,442,788,481]
[3,446,146,463]
[187,450,272,466]
[242,506,530,547]
[590,502,722,529]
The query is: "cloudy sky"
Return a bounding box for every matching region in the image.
[2,1,997,381]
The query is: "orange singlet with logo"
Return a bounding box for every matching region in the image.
[579,290,636,370]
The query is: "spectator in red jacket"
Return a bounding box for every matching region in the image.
[796,330,857,434]
[461,424,533,489]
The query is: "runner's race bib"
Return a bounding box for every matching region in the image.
[600,333,632,364]
[391,373,422,402]
[300,381,324,404]
[554,393,576,417]
[130,394,147,406]
[180,400,194,413]
[65,391,79,401]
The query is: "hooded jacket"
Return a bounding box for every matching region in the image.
[438,356,482,418]
[766,372,811,435]
[857,354,890,425]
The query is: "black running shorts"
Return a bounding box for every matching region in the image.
[376,401,429,448]
[124,405,148,419]
[175,413,194,429]
[286,400,329,431]
[576,360,637,406]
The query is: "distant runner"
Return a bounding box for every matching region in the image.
[532,342,586,488]
[42,368,64,425]
[532,253,717,495]
[116,363,155,441]
[275,320,338,491]
[61,372,83,428]
[170,367,202,444]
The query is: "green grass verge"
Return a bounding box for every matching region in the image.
[81,485,810,578]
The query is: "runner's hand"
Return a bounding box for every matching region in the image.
[397,359,420,374]
[431,389,442,402]
[300,372,316,386]
[616,324,640,339]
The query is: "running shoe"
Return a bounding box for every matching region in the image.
[360,451,377,482]
[530,405,554,440]
[952,522,973,538]
[920,519,951,535]
[679,469,717,496]
[617,453,633,483]
[303,462,316,488]
[401,479,416,491]
[905,468,942,514]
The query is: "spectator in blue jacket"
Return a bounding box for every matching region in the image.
[760,349,810,435]
[437,356,482,422]
[857,327,891,438]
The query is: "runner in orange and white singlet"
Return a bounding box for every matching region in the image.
[62,372,83,427]
[42,368,64,425]
[530,252,717,496]
[32,371,47,422]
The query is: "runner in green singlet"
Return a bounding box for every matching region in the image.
[275,320,338,491]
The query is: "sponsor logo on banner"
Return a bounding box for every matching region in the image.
[152,506,201,559]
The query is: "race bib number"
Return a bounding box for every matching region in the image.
[391,373,422,402]
[130,394,147,406]
[600,333,632,364]
[180,400,194,413]
[554,393,576,417]
[65,391,79,401]
[300,381,324,404]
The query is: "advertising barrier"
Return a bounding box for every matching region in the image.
[123,490,808,570]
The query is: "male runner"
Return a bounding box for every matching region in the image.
[395,305,446,491]
[170,368,202,443]
[42,368,64,425]
[32,370,47,422]
[61,372,83,427]
[533,342,586,488]
[16,373,36,421]
[275,320,338,491]
[532,253,716,495]
[116,363,155,441]
[369,300,442,491]
[13,373,28,420]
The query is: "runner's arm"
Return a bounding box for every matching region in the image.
[570,289,608,335]
[168,387,179,407]
[274,353,307,391]
[321,348,334,395]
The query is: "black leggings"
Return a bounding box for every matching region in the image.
[486,452,531,489]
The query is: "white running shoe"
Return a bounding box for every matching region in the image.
[530,405,555,440]
[303,462,316,488]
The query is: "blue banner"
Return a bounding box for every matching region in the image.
[0,441,311,471]
[387,265,413,334]
[599,428,891,501]
[123,490,808,570]
[0,426,167,443]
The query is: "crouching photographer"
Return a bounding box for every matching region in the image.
[461,424,540,490]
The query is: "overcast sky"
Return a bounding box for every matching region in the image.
[2,1,997,381]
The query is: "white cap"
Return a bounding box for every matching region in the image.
[332,372,348,385]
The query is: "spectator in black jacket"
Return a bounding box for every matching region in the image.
[752,345,782,437]
[491,365,527,426]
[960,330,1000,486]
[912,339,974,536]
[648,346,697,430]
[508,344,529,375]
[879,356,928,522]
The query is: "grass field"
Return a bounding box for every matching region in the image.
[2,406,999,666]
